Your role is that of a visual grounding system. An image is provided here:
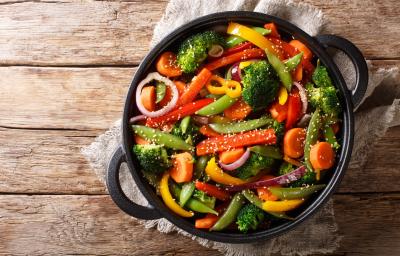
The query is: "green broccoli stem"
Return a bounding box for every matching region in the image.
[304,109,322,172]
[196,95,237,116]
[266,50,292,91]
[208,116,274,134]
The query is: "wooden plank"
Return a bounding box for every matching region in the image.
[0,0,399,66]
[1,125,399,195]
[1,60,398,130]
[0,193,398,255]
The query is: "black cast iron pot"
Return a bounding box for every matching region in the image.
[106,11,368,243]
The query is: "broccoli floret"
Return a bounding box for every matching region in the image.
[170,120,203,146]
[236,153,274,180]
[133,144,171,174]
[241,61,280,110]
[278,162,316,187]
[236,204,265,233]
[312,64,333,88]
[306,82,341,117]
[192,189,216,208]
[271,119,284,142]
[177,31,225,73]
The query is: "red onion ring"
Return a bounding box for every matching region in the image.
[218,148,250,171]
[297,114,311,127]
[231,62,241,82]
[224,166,306,192]
[293,82,308,115]
[129,115,146,124]
[135,72,178,118]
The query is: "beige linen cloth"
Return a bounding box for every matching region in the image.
[82,0,399,255]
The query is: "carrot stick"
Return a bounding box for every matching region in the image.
[199,125,221,137]
[219,148,245,164]
[196,129,276,156]
[264,23,280,38]
[140,86,156,111]
[283,128,306,159]
[195,214,219,229]
[170,152,194,183]
[310,142,335,170]
[289,40,313,60]
[223,99,252,120]
[177,68,212,106]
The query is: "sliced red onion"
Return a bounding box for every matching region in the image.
[192,115,210,125]
[293,82,308,115]
[224,166,306,192]
[231,62,241,82]
[208,44,224,58]
[129,115,146,124]
[135,72,178,118]
[297,114,311,127]
[218,148,250,171]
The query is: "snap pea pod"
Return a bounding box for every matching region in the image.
[132,125,193,150]
[226,27,271,48]
[242,189,294,220]
[304,109,322,172]
[211,193,245,231]
[155,81,166,103]
[284,52,303,71]
[266,51,292,91]
[269,184,326,200]
[194,155,210,180]
[196,95,238,116]
[180,116,191,134]
[179,182,195,206]
[170,183,218,215]
[323,125,340,150]
[209,116,274,134]
[249,145,282,159]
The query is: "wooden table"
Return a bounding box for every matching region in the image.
[0,1,399,255]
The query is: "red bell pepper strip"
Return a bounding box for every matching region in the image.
[204,48,265,71]
[285,89,302,129]
[264,23,281,38]
[177,68,212,106]
[222,41,254,56]
[146,98,214,128]
[195,181,231,201]
[196,129,277,156]
[269,100,289,123]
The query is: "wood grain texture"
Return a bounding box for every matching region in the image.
[0,0,399,66]
[1,60,398,130]
[0,193,398,256]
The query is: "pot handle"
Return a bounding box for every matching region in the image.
[106,145,162,220]
[315,35,368,108]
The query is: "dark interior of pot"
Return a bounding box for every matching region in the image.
[122,12,353,243]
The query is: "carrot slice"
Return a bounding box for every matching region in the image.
[219,148,245,164]
[195,214,219,229]
[170,152,194,183]
[177,68,212,106]
[310,142,335,170]
[257,175,281,201]
[134,135,149,145]
[293,64,303,82]
[264,23,281,38]
[196,129,276,156]
[140,86,156,112]
[289,40,313,60]
[199,125,221,137]
[223,99,252,121]
[283,128,306,159]
[156,52,182,77]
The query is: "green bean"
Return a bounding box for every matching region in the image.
[284,52,303,71]
[196,95,238,116]
[180,116,191,134]
[226,27,271,48]
[266,51,292,91]
[132,125,193,150]
[249,145,282,159]
[304,109,322,171]
[179,182,195,206]
[194,155,210,180]
[269,184,326,200]
[155,81,166,103]
[323,125,340,150]
[211,193,245,231]
[209,116,274,134]
[242,190,294,220]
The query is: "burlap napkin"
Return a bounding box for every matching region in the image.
[82,0,400,255]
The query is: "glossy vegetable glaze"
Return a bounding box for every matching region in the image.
[129,21,343,234]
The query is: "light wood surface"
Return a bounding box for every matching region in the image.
[0,0,399,255]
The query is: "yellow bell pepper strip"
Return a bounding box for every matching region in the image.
[261,199,304,212]
[227,22,280,56]
[206,75,242,98]
[278,86,288,105]
[239,60,258,70]
[205,157,246,185]
[159,172,194,218]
